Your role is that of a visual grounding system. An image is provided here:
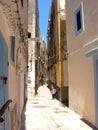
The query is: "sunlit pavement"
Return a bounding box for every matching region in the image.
[21,85,94,130]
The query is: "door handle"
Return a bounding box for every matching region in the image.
[0,76,8,84]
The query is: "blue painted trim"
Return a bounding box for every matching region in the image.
[0,31,8,49]
[85,47,98,57]
[0,31,9,130]
[75,2,84,35]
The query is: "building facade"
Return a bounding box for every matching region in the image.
[28,0,39,98]
[66,0,98,128]
[47,0,68,103]
[36,35,47,88]
[0,0,28,130]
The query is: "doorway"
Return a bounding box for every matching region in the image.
[94,55,98,128]
[0,32,9,130]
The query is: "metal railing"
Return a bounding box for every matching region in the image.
[0,99,12,123]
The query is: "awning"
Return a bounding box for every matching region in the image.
[85,47,98,57]
[85,39,98,57]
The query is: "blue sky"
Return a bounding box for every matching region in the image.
[38,0,52,44]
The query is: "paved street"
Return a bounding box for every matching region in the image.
[21,85,94,130]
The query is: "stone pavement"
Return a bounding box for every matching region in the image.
[21,96,94,130]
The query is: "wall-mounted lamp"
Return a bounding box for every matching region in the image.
[26,37,40,42]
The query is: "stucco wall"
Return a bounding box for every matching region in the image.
[63,60,68,86]
[68,47,95,125]
[66,0,98,53]
[66,0,98,125]
[0,5,15,100]
[0,5,10,49]
[0,1,28,129]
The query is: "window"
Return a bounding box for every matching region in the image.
[21,0,23,7]
[28,32,31,38]
[11,36,15,62]
[75,2,84,34]
[76,10,81,31]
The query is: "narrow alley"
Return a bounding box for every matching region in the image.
[1,0,98,129]
[21,85,94,130]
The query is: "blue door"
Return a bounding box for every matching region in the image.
[0,32,9,130]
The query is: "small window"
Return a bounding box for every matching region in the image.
[76,10,81,31]
[11,36,15,62]
[21,0,23,7]
[28,32,31,39]
[75,2,84,34]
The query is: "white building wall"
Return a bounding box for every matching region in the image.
[28,0,39,97]
[0,0,28,129]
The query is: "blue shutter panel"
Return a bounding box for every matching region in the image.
[76,10,82,31]
[75,2,84,35]
[11,36,15,62]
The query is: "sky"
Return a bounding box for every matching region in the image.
[38,0,52,44]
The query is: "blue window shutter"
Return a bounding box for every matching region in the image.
[76,10,82,31]
[11,36,15,62]
[75,2,84,35]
